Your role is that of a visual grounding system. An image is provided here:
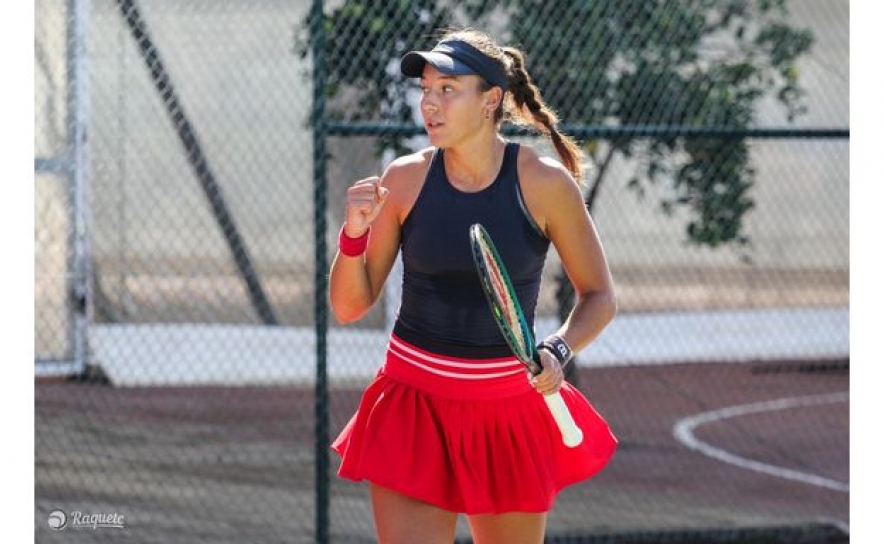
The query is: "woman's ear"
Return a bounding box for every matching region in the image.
[485,86,504,111]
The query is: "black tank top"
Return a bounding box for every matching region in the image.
[393,142,550,358]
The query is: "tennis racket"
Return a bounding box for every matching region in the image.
[469,223,584,448]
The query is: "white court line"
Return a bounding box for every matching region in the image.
[673,392,849,493]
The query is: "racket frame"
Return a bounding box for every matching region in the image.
[469,223,584,447]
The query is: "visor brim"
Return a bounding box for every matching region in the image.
[400,51,477,78]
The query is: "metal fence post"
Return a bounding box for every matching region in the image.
[311,0,330,542]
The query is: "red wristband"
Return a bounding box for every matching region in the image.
[339,225,370,257]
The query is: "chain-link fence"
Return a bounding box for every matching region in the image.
[35,0,848,542]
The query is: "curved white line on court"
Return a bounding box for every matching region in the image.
[673,392,849,493]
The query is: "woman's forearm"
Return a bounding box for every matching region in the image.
[329,252,376,324]
[555,287,617,354]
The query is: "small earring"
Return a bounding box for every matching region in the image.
[485,110,491,120]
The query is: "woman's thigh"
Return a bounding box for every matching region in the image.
[370,483,458,544]
[466,511,547,544]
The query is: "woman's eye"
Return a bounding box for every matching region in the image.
[418,84,454,95]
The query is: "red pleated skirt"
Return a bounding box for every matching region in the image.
[331,334,617,514]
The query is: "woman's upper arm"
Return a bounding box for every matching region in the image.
[362,155,425,301]
[524,158,614,297]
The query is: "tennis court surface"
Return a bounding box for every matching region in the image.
[35,357,847,543]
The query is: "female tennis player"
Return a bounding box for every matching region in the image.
[329,28,617,544]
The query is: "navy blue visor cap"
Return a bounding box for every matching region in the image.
[400,39,509,91]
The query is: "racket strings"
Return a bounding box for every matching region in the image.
[483,251,520,334]
[479,243,529,356]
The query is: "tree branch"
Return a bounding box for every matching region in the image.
[585,144,618,213]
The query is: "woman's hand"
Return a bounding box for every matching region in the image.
[344,177,389,237]
[530,350,565,395]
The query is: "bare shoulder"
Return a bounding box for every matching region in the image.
[516,145,584,232]
[518,144,581,192]
[383,147,433,181]
[381,147,435,221]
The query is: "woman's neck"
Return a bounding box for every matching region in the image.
[443,136,507,192]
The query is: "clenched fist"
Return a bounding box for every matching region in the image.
[344,177,389,237]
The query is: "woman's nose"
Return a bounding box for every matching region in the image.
[421,94,438,113]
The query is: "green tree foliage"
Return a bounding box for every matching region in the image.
[299,0,812,249]
[297,1,452,155]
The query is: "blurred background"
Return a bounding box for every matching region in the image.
[34,0,848,542]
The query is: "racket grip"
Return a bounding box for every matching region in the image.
[544,392,584,448]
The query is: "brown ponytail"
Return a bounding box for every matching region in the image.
[501,47,584,185]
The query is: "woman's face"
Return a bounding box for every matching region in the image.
[419,65,489,148]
